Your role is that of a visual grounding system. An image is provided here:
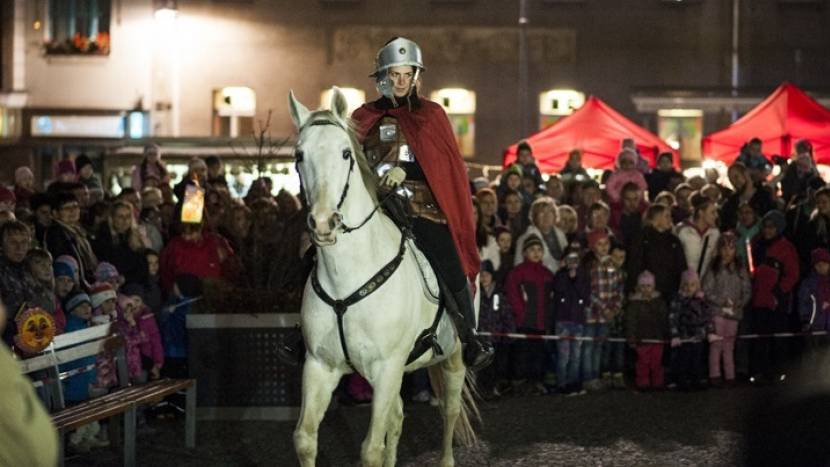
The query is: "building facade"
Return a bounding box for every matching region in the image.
[1,0,829,187]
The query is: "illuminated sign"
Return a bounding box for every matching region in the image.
[30,115,125,138]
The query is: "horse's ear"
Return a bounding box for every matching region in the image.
[289,90,311,129]
[329,86,349,120]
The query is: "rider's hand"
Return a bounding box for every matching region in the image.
[380,167,406,188]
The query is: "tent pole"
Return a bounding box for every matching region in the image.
[731,0,740,122]
[519,0,529,138]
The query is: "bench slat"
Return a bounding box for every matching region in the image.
[51,379,196,430]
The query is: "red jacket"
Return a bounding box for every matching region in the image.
[160,232,235,295]
[352,99,480,283]
[751,235,800,310]
[505,260,554,330]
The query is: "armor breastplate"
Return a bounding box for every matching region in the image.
[363,115,446,224]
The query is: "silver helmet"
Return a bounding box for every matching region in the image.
[371,37,425,99]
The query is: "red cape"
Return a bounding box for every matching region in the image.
[352,99,481,283]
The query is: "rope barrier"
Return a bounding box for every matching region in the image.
[479,329,829,344]
[31,364,97,389]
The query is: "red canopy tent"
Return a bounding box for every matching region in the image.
[502,96,676,172]
[702,82,830,164]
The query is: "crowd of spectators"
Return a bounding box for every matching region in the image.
[1,144,307,452]
[4,135,830,453]
[473,137,830,399]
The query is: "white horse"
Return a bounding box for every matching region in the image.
[289,87,479,467]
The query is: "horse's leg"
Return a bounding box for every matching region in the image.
[294,357,344,467]
[361,364,405,467]
[382,395,404,467]
[438,347,467,467]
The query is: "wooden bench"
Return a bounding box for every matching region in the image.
[19,322,197,467]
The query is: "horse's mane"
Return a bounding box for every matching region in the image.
[304,109,380,205]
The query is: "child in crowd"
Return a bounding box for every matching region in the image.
[89,282,119,390]
[95,261,124,292]
[477,260,514,398]
[702,232,752,387]
[581,230,623,391]
[0,186,15,212]
[735,201,760,267]
[552,250,591,395]
[53,260,77,302]
[604,245,629,388]
[798,248,830,359]
[605,149,648,204]
[117,295,144,383]
[160,274,201,379]
[556,204,580,248]
[13,166,36,209]
[493,226,514,286]
[669,269,719,391]
[27,248,66,335]
[748,210,800,384]
[499,189,529,241]
[627,271,668,390]
[61,290,108,451]
[127,292,164,381]
[505,234,554,396]
[514,140,544,191]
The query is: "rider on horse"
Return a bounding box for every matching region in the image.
[279,37,493,372]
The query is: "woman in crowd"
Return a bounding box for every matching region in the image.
[675,192,720,279]
[513,196,567,273]
[627,203,688,302]
[91,200,149,289]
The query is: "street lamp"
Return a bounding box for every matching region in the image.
[155,0,178,20]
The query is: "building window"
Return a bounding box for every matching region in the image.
[45,0,111,55]
[431,89,476,158]
[657,109,702,163]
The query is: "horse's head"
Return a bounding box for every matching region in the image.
[290,87,373,246]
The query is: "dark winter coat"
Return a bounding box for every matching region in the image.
[626,292,669,342]
[91,229,149,287]
[669,294,715,342]
[750,234,800,311]
[505,260,554,331]
[626,226,688,299]
[551,268,591,327]
[478,282,515,343]
[798,272,830,331]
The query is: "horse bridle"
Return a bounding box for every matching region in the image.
[296,117,409,369]
[295,118,385,235]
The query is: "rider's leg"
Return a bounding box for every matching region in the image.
[412,218,494,372]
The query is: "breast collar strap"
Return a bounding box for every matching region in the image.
[310,233,408,369]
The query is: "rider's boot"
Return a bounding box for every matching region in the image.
[451,286,494,372]
[277,325,306,366]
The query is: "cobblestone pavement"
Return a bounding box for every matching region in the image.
[65,378,828,467]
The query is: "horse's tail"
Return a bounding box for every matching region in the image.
[427,367,482,446]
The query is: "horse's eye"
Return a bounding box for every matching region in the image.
[295,150,304,163]
[342,149,351,160]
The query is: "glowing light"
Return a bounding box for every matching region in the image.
[539,90,585,116]
[431,89,476,114]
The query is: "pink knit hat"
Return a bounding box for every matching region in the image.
[637,270,655,286]
[680,268,700,287]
